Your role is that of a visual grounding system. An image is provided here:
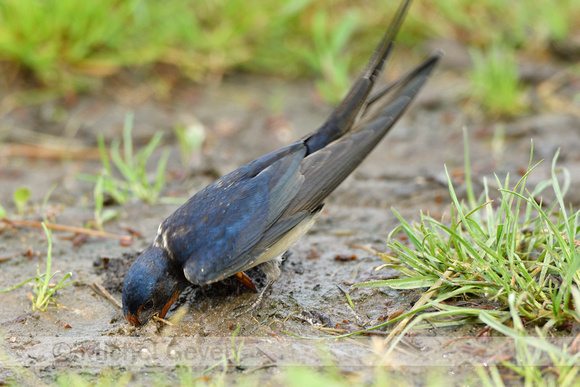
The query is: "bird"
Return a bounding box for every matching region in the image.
[122,0,441,327]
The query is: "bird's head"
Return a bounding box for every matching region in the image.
[122,245,187,327]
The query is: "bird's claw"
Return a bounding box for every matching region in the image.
[233,280,274,318]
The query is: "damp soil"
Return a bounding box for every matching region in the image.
[0,62,579,385]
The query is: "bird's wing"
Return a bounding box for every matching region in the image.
[229,54,441,270]
[157,142,307,285]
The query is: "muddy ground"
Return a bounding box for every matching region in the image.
[0,50,579,385]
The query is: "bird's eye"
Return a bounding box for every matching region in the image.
[143,300,154,310]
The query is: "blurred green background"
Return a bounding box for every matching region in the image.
[0,0,578,114]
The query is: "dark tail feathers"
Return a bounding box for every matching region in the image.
[303,0,413,155]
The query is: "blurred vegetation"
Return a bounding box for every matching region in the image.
[77,112,171,205]
[0,0,578,107]
[468,45,526,117]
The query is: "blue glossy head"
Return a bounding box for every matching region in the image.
[122,245,187,326]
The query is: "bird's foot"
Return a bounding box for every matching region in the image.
[281,250,293,262]
[233,280,274,317]
[233,257,282,317]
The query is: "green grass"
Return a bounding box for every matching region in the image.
[407,0,580,48]
[77,112,170,205]
[0,0,578,105]
[12,186,31,216]
[90,174,120,231]
[297,9,360,104]
[476,303,580,386]
[468,45,526,117]
[173,120,206,169]
[0,186,32,219]
[0,223,74,311]
[350,132,579,384]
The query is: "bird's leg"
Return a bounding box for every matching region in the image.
[234,256,282,317]
[280,249,293,262]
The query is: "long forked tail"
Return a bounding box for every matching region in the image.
[290,52,442,213]
[303,0,413,155]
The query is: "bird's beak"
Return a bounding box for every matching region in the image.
[158,291,181,321]
[125,313,140,327]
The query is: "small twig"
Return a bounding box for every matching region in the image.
[0,251,19,262]
[350,243,381,255]
[242,364,277,374]
[153,315,174,326]
[257,347,277,363]
[359,330,389,336]
[268,310,299,327]
[1,143,101,160]
[317,327,347,334]
[3,219,132,241]
[92,282,122,309]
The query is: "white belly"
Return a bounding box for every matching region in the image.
[248,212,321,269]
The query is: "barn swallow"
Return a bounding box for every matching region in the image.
[122,0,441,327]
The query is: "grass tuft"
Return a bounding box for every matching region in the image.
[359,141,579,326]
[77,112,170,205]
[352,133,579,383]
[468,45,526,117]
[0,222,74,311]
[12,186,31,216]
